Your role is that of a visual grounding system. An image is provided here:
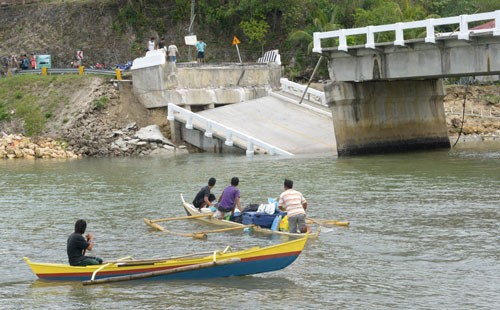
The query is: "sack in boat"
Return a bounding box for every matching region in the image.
[279,215,289,232]
[230,213,243,223]
[257,203,276,215]
[243,204,259,213]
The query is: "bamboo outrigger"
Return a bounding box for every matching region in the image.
[178,194,322,238]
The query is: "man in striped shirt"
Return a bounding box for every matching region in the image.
[278,179,308,233]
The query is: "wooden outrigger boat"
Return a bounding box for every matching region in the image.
[24,236,307,285]
[177,194,322,239]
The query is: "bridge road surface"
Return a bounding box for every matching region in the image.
[197,95,337,155]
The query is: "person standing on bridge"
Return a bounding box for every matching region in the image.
[167,41,180,63]
[147,37,156,52]
[278,179,309,233]
[196,38,207,64]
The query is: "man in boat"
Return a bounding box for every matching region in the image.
[216,177,243,219]
[67,219,103,266]
[193,177,217,209]
[278,179,309,233]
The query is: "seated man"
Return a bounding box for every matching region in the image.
[67,219,103,266]
[216,177,242,219]
[193,177,216,209]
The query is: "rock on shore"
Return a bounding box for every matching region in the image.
[0,133,79,159]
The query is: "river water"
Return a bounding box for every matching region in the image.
[0,142,499,310]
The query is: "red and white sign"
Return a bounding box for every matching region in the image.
[77,50,83,60]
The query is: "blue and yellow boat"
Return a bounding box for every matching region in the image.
[24,236,307,284]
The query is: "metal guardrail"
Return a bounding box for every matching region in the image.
[167,102,293,156]
[280,78,327,106]
[313,10,500,53]
[14,68,118,76]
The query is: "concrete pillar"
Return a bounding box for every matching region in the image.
[325,79,450,156]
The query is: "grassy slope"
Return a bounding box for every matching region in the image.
[0,74,108,136]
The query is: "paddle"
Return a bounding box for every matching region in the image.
[82,257,241,285]
[306,217,350,227]
[144,218,207,239]
[145,218,254,239]
[197,225,254,234]
[104,251,216,265]
[150,213,213,223]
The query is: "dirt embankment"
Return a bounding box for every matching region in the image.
[443,84,500,137]
[0,76,176,158]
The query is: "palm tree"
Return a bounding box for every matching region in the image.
[288,7,343,54]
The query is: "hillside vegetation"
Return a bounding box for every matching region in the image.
[1,0,498,79]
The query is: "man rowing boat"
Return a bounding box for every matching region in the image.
[67,219,103,266]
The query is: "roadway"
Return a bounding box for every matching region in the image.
[197,92,337,155]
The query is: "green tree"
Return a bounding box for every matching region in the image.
[288,6,343,54]
[240,18,270,52]
[353,0,428,43]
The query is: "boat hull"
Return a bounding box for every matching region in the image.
[24,236,307,282]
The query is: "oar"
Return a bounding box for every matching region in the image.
[144,218,207,239]
[306,217,350,227]
[150,213,213,223]
[82,257,241,286]
[197,225,254,234]
[104,251,216,265]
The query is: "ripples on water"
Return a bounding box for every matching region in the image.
[0,145,499,309]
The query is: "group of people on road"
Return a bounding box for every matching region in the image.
[146,37,207,64]
[147,37,180,63]
[192,177,309,234]
[1,53,36,75]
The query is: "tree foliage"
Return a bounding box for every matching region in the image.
[240,18,270,50]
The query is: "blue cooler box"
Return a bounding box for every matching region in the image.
[253,212,286,228]
[242,212,257,225]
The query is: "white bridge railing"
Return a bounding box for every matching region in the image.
[280,78,327,107]
[313,10,500,53]
[167,103,293,156]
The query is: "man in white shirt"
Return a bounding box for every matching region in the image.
[167,42,180,63]
[278,179,308,233]
[147,37,156,52]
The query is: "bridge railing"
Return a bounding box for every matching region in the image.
[280,78,327,107]
[167,102,293,156]
[313,10,500,53]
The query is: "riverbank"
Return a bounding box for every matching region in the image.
[1,76,499,159]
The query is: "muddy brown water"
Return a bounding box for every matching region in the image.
[1,143,499,309]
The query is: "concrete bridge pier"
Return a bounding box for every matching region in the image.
[324,79,451,156]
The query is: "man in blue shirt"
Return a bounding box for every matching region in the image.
[196,38,207,64]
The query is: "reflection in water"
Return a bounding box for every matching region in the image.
[1,144,499,309]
